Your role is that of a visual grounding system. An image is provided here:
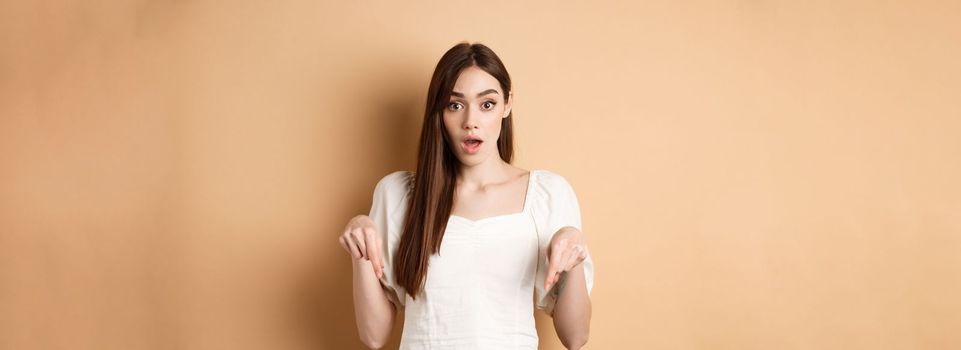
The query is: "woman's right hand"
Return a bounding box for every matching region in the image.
[339,215,385,279]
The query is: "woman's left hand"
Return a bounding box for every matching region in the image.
[545,226,589,291]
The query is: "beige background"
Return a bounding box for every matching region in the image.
[2,1,960,349]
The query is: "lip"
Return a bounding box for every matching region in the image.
[461,135,483,143]
[460,135,483,155]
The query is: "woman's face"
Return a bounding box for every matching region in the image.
[443,65,513,166]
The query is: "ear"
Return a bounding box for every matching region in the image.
[503,91,514,118]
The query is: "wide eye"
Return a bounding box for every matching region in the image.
[448,102,463,111]
[482,101,496,110]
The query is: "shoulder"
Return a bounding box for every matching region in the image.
[529,170,582,233]
[373,170,415,199]
[376,170,414,188]
[529,169,579,203]
[531,169,576,192]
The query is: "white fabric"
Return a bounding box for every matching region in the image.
[368,169,595,349]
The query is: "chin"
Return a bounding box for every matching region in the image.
[456,154,486,166]
[457,158,479,166]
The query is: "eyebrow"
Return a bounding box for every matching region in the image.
[450,89,499,98]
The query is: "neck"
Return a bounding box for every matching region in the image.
[456,158,512,189]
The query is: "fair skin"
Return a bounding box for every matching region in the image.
[339,66,591,349]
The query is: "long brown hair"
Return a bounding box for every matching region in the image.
[394,42,515,299]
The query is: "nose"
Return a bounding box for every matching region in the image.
[463,109,480,130]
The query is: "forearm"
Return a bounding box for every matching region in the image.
[552,264,591,349]
[352,258,396,348]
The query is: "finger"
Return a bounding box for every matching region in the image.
[545,239,568,290]
[545,268,557,291]
[553,248,570,275]
[338,235,350,253]
[547,269,564,292]
[350,229,368,260]
[544,249,560,289]
[344,233,362,259]
[365,228,384,278]
[563,245,583,271]
[550,246,574,289]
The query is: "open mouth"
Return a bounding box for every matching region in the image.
[462,139,483,154]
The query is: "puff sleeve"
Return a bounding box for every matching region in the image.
[531,171,595,316]
[367,170,413,307]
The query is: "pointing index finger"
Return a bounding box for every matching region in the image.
[366,229,384,279]
[545,239,567,290]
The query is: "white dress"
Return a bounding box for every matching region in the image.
[367,169,595,350]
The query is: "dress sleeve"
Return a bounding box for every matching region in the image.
[367,170,412,307]
[532,171,595,316]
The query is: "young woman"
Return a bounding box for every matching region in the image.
[339,42,594,350]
